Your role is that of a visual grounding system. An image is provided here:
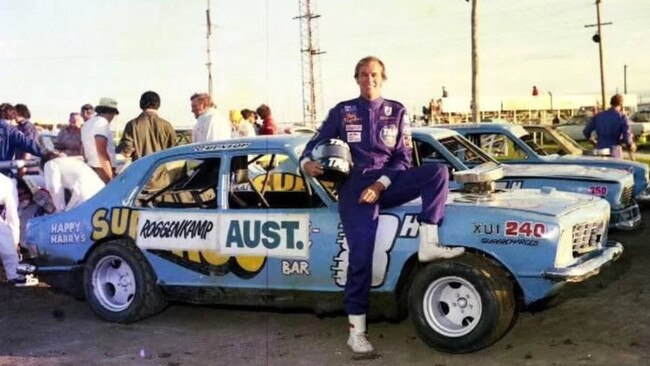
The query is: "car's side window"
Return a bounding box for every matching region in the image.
[134,157,220,209]
[468,133,528,161]
[228,153,324,209]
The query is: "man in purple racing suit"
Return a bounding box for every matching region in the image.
[301,56,464,354]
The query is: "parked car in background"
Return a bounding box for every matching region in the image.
[23,134,623,353]
[557,114,650,143]
[411,128,641,230]
[440,122,650,204]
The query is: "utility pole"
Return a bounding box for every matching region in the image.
[295,0,325,128]
[623,65,627,94]
[470,0,479,122]
[585,1,611,110]
[205,0,214,98]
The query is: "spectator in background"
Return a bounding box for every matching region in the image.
[0,103,42,177]
[442,86,448,98]
[256,104,277,135]
[14,104,39,176]
[583,93,636,160]
[40,151,105,212]
[81,97,119,183]
[235,109,257,137]
[190,93,231,142]
[56,113,84,157]
[80,104,94,122]
[532,86,539,96]
[118,91,177,162]
[229,109,242,136]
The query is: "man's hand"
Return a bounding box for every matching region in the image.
[359,181,386,204]
[303,160,324,177]
[629,142,637,161]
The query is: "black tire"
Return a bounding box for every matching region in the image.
[408,255,516,353]
[83,239,167,323]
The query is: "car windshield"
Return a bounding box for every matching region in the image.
[520,134,549,156]
[438,135,496,168]
[553,129,585,154]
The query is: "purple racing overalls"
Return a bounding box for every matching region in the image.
[302,97,448,315]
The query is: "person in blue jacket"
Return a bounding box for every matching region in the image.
[583,94,636,160]
[0,103,42,177]
[301,56,464,354]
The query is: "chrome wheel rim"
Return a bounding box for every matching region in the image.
[92,255,136,312]
[423,276,482,337]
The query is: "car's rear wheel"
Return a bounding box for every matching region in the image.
[83,239,167,323]
[408,255,516,353]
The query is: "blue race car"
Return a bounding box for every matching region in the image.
[412,127,641,230]
[24,134,622,353]
[443,122,650,203]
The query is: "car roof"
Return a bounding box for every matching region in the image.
[427,122,529,136]
[412,127,462,139]
[145,134,313,160]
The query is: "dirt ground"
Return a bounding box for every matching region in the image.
[1,214,648,366]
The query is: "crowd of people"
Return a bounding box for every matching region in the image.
[0,92,278,286]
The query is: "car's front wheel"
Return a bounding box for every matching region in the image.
[83,239,167,323]
[408,255,516,353]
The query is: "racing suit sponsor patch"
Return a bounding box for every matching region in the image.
[347,132,361,143]
[379,124,398,148]
[346,124,362,131]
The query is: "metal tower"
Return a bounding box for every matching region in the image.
[295,0,325,128]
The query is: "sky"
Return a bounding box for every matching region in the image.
[1,0,649,131]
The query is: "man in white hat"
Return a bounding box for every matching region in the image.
[81,97,119,183]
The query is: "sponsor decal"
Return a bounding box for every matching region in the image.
[480,237,539,246]
[194,142,250,152]
[90,207,270,279]
[588,186,608,197]
[343,105,358,113]
[282,260,310,275]
[343,113,361,124]
[496,180,524,189]
[50,221,86,244]
[345,124,363,131]
[384,105,392,116]
[332,214,400,287]
[347,131,361,143]
[92,207,140,241]
[379,124,398,148]
[403,121,413,148]
[137,211,218,251]
[220,213,310,260]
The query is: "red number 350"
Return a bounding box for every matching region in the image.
[505,221,546,238]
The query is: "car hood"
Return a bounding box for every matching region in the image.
[447,188,603,216]
[398,188,602,217]
[501,163,632,183]
[542,154,648,172]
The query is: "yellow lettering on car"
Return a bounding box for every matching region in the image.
[91,208,110,240]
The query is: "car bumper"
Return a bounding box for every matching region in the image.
[610,203,641,230]
[635,187,650,204]
[543,241,623,283]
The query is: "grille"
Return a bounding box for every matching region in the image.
[572,220,605,256]
[621,185,634,206]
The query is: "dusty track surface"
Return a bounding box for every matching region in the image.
[1,215,648,366]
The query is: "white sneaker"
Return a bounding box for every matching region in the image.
[347,332,374,354]
[419,224,464,262]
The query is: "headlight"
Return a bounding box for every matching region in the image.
[555,228,575,268]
